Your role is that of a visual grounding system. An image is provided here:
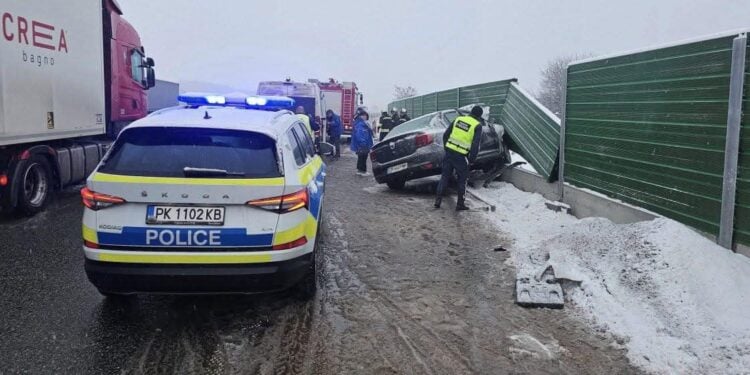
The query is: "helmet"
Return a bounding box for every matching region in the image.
[401,108,407,113]
[392,107,398,112]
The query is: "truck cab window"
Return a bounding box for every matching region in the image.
[130,50,144,85]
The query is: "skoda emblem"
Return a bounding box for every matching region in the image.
[181,193,189,199]
[389,142,395,151]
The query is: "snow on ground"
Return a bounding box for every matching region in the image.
[509,151,538,174]
[472,182,750,374]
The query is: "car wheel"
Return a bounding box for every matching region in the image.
[295,226,321,301]
[386,179,406,190]
[16,155,53,216]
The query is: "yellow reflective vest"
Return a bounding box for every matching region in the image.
[297,114,313,135]
[445,116,480,155]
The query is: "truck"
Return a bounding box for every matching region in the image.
[0,0,155,215]
[315,79,361,136]
[147,79,179,113]
[256,79,327,126]
[258,78,362,137]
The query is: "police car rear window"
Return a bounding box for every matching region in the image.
[99,127,281,178]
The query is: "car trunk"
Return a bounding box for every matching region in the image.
[86,126,288,249]
[372,132,420,163]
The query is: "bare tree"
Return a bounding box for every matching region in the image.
[393,85,418,100]
[536,54,591,115]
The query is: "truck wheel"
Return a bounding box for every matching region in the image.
[387,179,406,190]
[16,155,53,216]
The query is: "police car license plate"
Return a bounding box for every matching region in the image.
[387,163,408,174]
[146,206,225,225]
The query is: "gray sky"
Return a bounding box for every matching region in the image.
[120,0,749,109]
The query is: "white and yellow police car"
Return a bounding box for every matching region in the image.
[81,94,325,297]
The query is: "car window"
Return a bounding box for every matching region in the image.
[288,129,307,166]
[99,127,280,178]
[384,113,435,139]
[295,123,316,158]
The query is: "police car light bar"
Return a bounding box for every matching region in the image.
[178,93,295,111]
[178,93,227,106]
[245,96,295,109]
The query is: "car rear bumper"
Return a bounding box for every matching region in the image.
[84,254,311,295]
[372,147,443,183]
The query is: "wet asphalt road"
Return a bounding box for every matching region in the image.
[0,152,641,374]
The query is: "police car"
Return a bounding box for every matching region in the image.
[81,94,325,297]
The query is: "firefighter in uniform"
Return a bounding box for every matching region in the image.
[378,111,394,141]
[391,107,400,128]
[434,106,484,211]
[400,108,411,123]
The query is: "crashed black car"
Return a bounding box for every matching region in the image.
[370,107,509,189]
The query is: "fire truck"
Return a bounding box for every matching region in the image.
[313,79,362,136]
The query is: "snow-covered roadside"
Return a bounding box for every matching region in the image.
[472,182,750,374]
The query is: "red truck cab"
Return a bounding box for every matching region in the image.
[104,0,155,136]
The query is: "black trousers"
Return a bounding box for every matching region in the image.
[436,150,469,203]
[356,152,368,172]
[331,136,341,157]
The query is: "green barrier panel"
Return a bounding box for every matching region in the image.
[733,40,750,245]
[388,79,516,122]
[564,35,736,237]
[500,82,561,181]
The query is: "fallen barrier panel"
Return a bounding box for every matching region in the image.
[500,82,561,181]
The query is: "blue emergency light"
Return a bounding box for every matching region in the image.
[178,93,226,106]
[178,93,295,111]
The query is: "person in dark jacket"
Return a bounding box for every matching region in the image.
[434,106,484,211]
[326,109,343,159]
[378,111,394,141]
[350,112,374,175]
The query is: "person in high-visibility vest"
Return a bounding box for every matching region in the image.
[295,106,318,137]
[434,105,484,211]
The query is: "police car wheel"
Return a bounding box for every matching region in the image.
[16,155,52,216]
[295,221,322,300]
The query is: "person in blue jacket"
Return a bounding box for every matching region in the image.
[350,111,374,175]
[326,109,343,159]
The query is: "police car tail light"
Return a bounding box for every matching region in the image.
[247,189,308,213]
[272,236,308,251]
[81,187,125,211]
[415,133,433,148]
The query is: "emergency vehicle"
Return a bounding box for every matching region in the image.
[317,79,361,136]
[81,94,326,297]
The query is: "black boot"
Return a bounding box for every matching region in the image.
[434,197,442,209]
[455,199,469,211]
